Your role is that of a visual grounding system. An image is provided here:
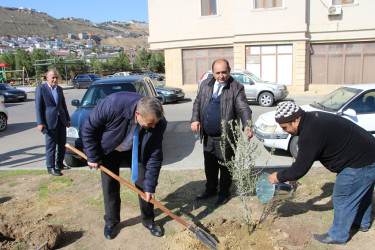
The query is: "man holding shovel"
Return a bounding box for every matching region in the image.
[268,101,375,245]
[81,92,167,240]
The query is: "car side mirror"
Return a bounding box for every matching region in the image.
[71,99,80,107]
[342,108,357,117]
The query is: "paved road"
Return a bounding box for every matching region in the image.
[0,88,323,171]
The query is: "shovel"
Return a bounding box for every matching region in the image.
[65,143,218,249]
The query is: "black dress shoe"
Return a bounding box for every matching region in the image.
[104,224,117,240]
[144,223,163,237]
[56,164,71,170]
[359,226,370,232]
[47,168,63,176]
[313,233,346,245]
[215,196,229,206]
[195,191,216,201]
[351,224,369,232]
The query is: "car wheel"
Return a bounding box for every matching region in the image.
[289,136,299,158]
[0,113,7,132]
[74,82,80,89]
[159,93,166,104]
[64,155,83,167]
[258,92,274,107]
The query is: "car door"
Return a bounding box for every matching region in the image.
[343,90,375,136]
[231,73,256,101]
[82,75,91,88]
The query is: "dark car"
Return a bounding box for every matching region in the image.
[71,74,101,89]
[65,75,162,167]
[0,83,27,102]
[151,79,185,104]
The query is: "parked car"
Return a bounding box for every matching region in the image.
[138,72,165,81]
[198,70,288,107]
[0,95,8,131]
[65,75,162,167]
[254,83,375,157]
[113,72,133,77]
[151,79,185,104]
[71,74,101,89]
[0,83,27,102]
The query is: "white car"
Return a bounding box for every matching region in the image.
[0,95,9,132]
[254,83,375,157]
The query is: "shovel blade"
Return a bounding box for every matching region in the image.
[189,226,218,250]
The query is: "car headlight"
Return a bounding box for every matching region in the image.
[167,91,175,94]
[67,127,79,138]
[258,123,277,132]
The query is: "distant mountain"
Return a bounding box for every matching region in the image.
[0,7,148,38]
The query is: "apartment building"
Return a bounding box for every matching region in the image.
[148,0,375,93]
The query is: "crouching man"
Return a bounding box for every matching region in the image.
[268,101,375,245]
[81,92,167,240]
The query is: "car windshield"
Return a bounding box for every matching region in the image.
[80,82,138,108]
[242,71,266,83]
[151,79,164,87]
[88,74,100,79]
[0,84,15,90]
[311,87,361,112]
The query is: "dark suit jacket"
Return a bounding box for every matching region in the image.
[81,91,167,193]
[35,83,70,129]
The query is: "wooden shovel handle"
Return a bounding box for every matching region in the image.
[65,143,191,228]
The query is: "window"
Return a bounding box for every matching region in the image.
[310,42,375,85]
[255,0,283,9]
[182,48,233,85]
[332,0,354,5]
[346,92,375,114]
[246,44,293,85]
[201,0,217,16]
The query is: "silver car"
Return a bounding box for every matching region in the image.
[0,95,8,132]
[199,69,288,107]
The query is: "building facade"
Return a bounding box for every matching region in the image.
[148,0,375,93]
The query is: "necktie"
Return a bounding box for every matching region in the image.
[212,84,223,99]
[131,124,140,182]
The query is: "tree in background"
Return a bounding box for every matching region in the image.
[155,52,165,73]
[133,48,150,70]
[109,52,131,72]
[149,52,165,73]
[30,49,49,78]
[0,48,165,82]
[0,52,15,70]
[14,49,32,77]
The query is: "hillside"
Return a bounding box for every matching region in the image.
[0,7,148,45]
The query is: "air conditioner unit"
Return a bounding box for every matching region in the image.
[328,5,342,15]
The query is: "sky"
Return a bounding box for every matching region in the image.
[0,0,149,23]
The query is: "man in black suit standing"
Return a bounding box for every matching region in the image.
[35,69,71,176]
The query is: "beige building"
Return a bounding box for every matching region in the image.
[148,0,375,94]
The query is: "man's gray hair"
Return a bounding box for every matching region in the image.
[136,97,164,120]
[46,68,58,76]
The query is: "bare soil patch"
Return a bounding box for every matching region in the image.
[0,168,374,249]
